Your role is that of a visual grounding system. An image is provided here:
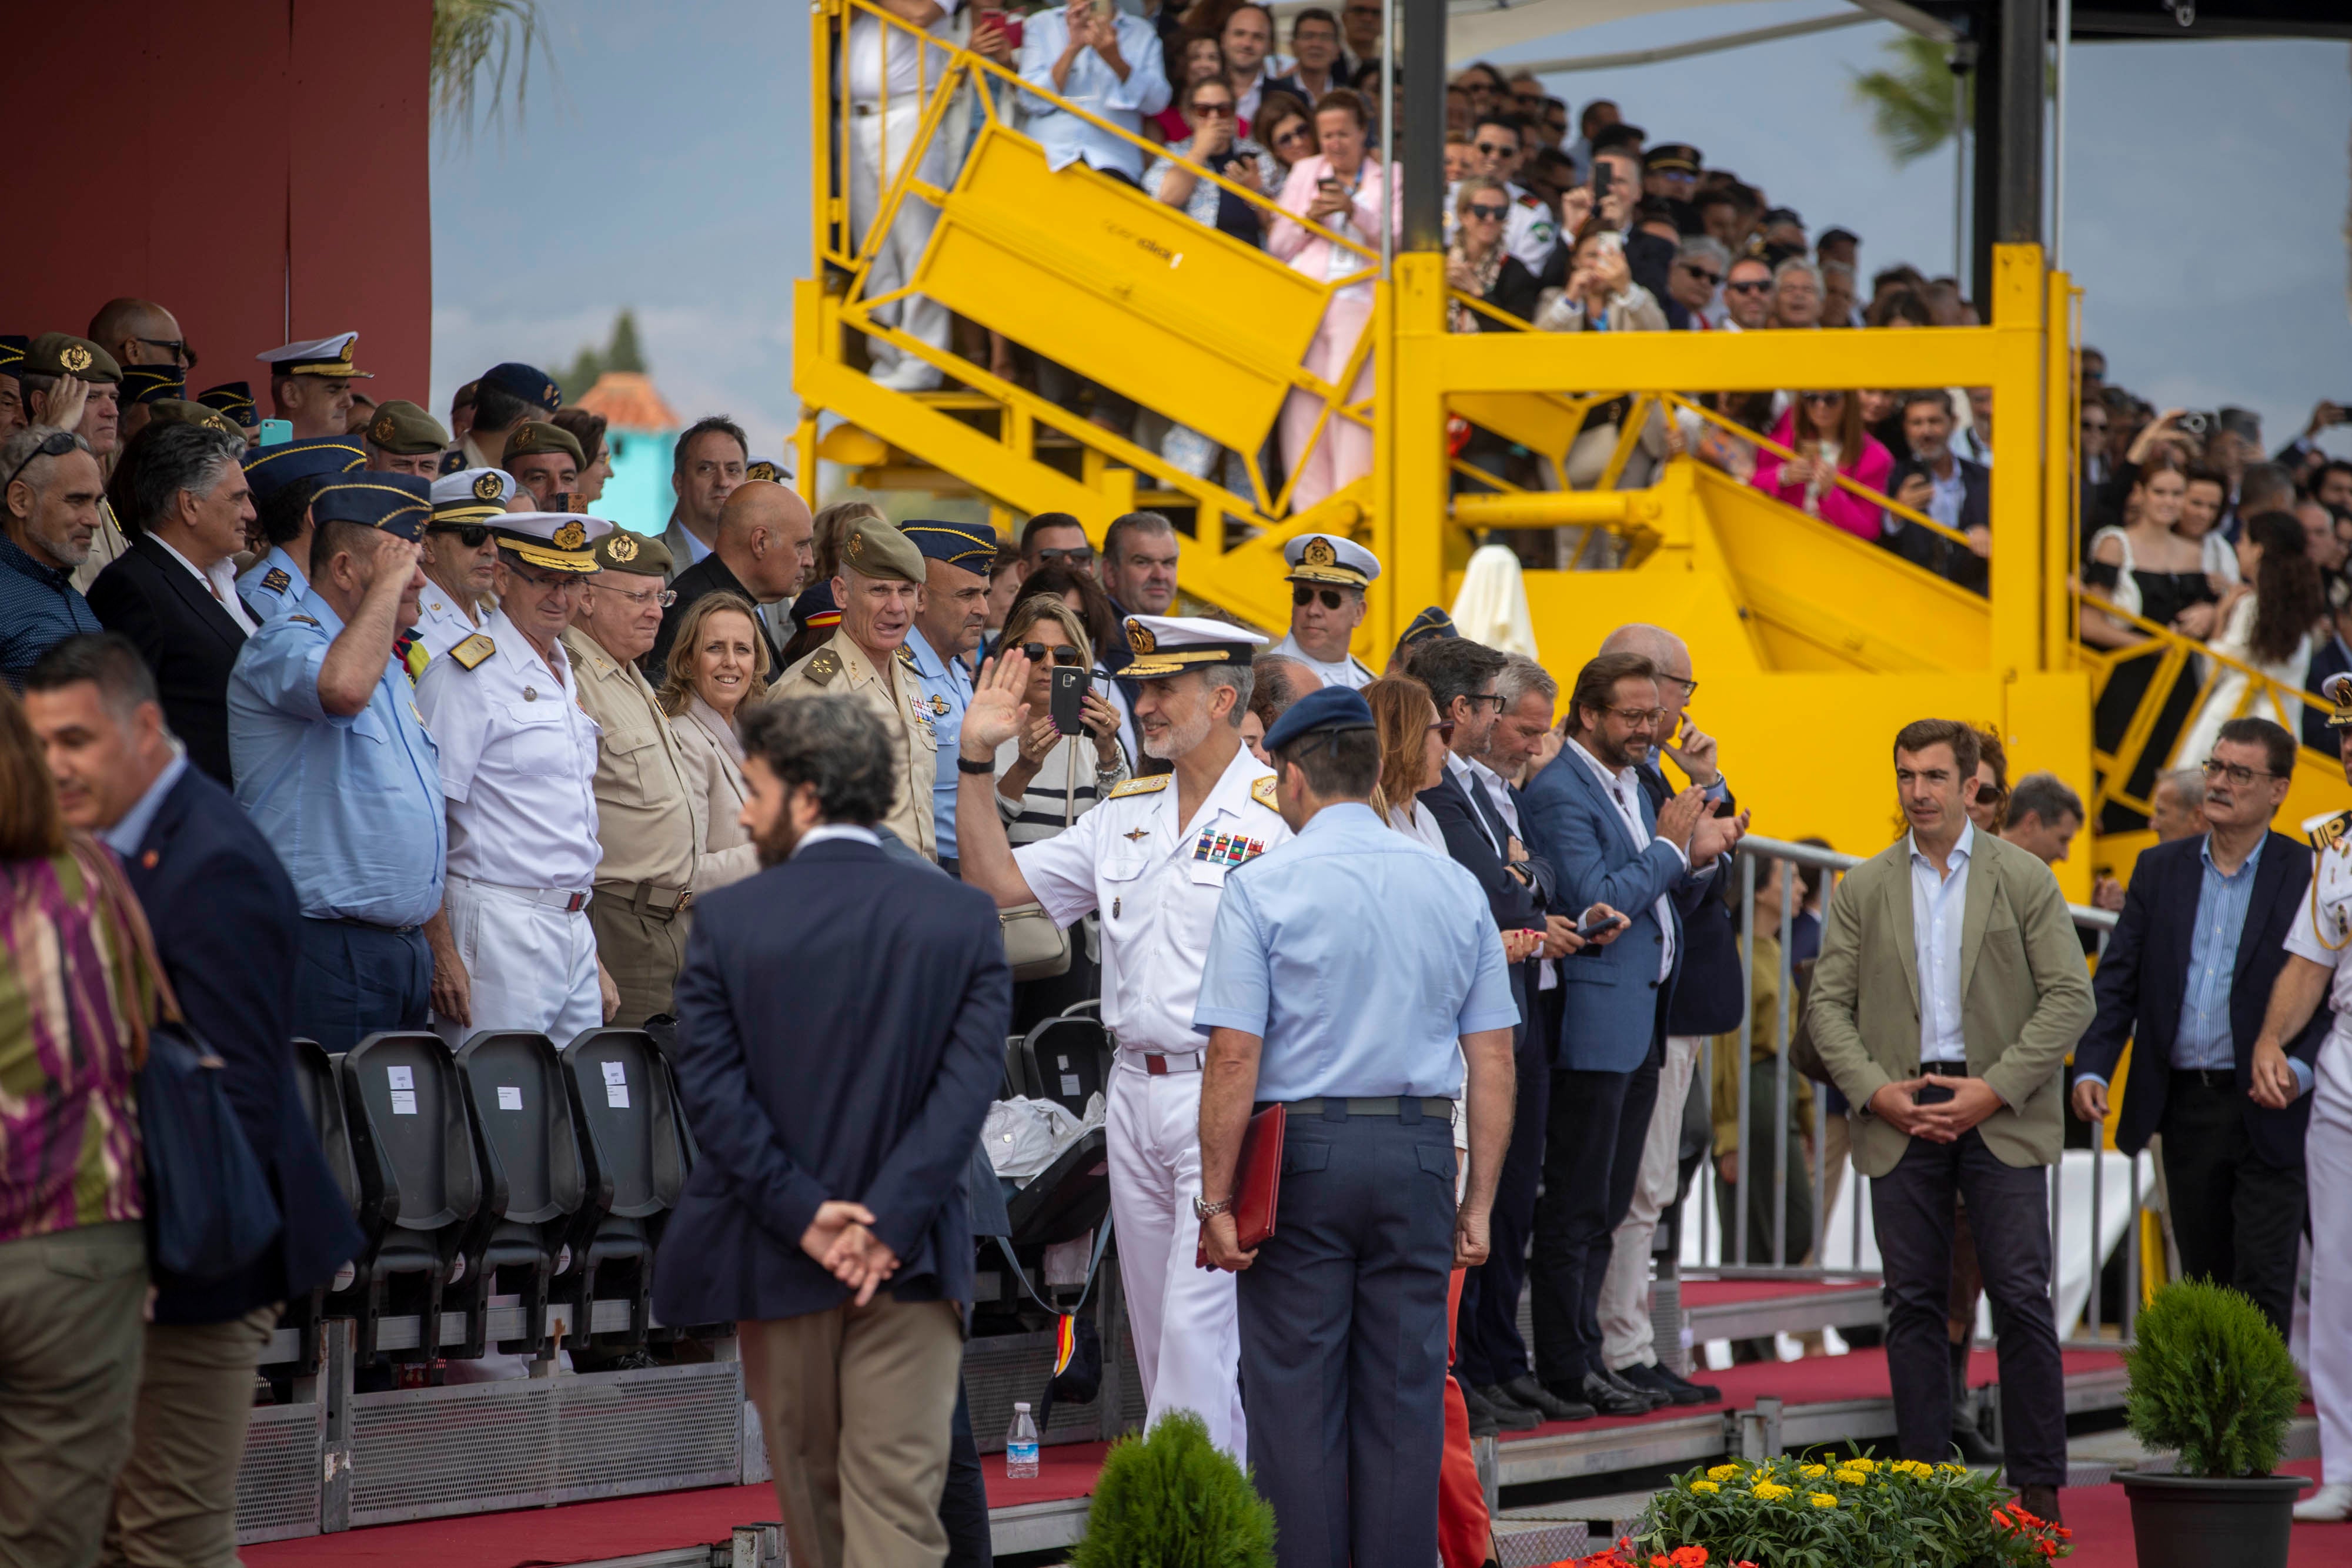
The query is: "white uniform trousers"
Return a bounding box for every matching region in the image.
[1105,1057,1247,1463]
[848,102,951,392]
[1600,1033,1702,1370]
[2310,1034,2352,1483]
[434,874,603,1050]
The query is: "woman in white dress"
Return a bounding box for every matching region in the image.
[1365,674,1452,852]
[657,591,766,885]
[2177,509,2328,769]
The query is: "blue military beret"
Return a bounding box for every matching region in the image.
[1262,684,1375,754]
[196,382,258,426]
[0,335,24,376]
[311,473,432,541]
[478,361,562,416]
[121,363,185,406]
[242,434,366,502]
[902,519,998,575]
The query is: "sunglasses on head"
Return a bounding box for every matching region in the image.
[1466,202,1508,222]
[2,430,78,493]
[1018,642,1086,667]
[1292,586,1351,610]
[430,521,495,547]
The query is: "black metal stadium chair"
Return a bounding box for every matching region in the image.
[559,1028,689,1347]
[338,1032,482,1365]
[449,1031,587,1358]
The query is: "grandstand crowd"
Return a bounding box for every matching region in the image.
[7,10,2352,1566]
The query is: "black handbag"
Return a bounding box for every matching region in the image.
[85,838,282,1283]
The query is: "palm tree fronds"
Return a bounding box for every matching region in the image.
[431,0,554,143]
[1850,35,1967,166]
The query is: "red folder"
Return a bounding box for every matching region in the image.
[1197,1104,1285,1267]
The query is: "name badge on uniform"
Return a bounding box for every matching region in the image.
[1194,827,1265,867]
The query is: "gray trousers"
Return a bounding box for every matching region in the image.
[1236,1107,1456,1568]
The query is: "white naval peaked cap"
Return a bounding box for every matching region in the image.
[1282,531,1381,588]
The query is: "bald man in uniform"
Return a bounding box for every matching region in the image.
[766,517,939,860]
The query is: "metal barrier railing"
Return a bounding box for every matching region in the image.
[1700,833,2134,1352]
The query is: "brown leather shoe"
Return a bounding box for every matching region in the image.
[2017,1483,2063,1527]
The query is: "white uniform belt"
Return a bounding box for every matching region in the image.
[450,872,592,913]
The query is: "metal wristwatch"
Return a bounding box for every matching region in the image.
[1192,1193,1232,1221]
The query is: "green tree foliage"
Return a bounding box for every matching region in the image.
[1070,1412,1275,1568]
[558,310,649,404]
[2125,1279,2303,1477]
[1850,36,1970,166]
[430,0,555,143]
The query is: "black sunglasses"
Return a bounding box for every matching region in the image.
[1725,279,1771,294]
[1466,203,1508,222]
[1035,545,1095,565]
[1018,641,1086,667]
[134,337,195,366]
[1474,141,1516,158]
[2,431,78,493]
[1292,586,1352,610]
[1192,99,1235,116]
[430,521,494,548]
[1680,264,1723,286]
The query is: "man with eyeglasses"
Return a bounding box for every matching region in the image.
[0,424,106,688]
[1267,530,1378,689]
[2074,718,2321,1348]
[227,473,446,1048]
[1336,0,1381,81]
[566,529,755,1026]
[413,468,523,665]
[417,509,621,1047]
[1665,236,1729,330]
[88,297,191,377]
[1520,650,1745,1419]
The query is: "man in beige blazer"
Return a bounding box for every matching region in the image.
[1806,719,2094,1526]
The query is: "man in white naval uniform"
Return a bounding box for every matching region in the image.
[412,468,522,666]
[416,509,617,1047]
[954,614,1289,1461]
[1266,531,1379,690]
[2260,673,2352,1523]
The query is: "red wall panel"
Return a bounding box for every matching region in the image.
[11,2,431,410]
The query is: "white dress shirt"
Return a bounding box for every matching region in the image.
[1909,820,1973,1065]
[1572,736,1681,981]
[1265,631,1374,690]
[846,0,961,103]
[152,533,258,635]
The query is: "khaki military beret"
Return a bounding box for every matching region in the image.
[592,529,671,576]
[24,333,122,383]
[365,398,450,454]
[144,398,243,436]
[839,518,925,584]
[503,419,584,467]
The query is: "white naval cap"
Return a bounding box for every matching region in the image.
[1282,531,1381,589]
[491,511,614,574]
[255,332,372,379]
[1121,613,1269,680]
[432,467,524,524]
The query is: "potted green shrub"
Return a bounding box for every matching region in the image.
[2120,1279,2308,1568]
[1070,1410,1275,1568]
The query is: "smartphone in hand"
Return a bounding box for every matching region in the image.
[1049,665,1091,733]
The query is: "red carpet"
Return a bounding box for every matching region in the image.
[243,1441,1109,1567]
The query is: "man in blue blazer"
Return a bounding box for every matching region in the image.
[25,633,361,1565]
[2073,718,2328,1337]
[655,694,1008,1568]
[1518,650,1745,1416]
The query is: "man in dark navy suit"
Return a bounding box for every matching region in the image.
[24,633,361,1566]
[2073,717,2328,1338]
[656,694,1007,1568]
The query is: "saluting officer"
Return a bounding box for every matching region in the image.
[415,509,617,1047]
[957,614,1289,1462]
[901,520,996,875]
[564,527,759,1025]
[228,473,446,1048]
[235,433,366,623]
[1193,684,1521,1568]
[412,468,522,666]
[2256,674,2352,1523]
[767,517,940,860]
[1267,532,1380,690]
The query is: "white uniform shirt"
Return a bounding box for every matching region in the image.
[1015,744,1289,1055]
[414,604,603,892]
[1267,631,1374,690]
[2286,823,2352,1070]
[410,582,483,664]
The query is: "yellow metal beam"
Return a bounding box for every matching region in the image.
[1988,243,2049,677]
[1452,490,1652,526]
[1435,324,2003,394]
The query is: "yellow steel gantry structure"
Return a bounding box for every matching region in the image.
[792,0,2346,890]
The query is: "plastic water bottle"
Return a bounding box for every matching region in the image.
[1005,1402,1040,1479]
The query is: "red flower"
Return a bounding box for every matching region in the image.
[2014,1505,2046,1528]
[2036,1541,2059,1558]
[1671,1549,1709,1568]
[1990,1506,2013,1528]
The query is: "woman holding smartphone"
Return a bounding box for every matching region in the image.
[1268,88,1397,509]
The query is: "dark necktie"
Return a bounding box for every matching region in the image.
[1466,773,1513,854]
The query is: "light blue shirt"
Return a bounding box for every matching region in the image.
[102,750,188,860]
[1017,8,1170,181]
[1910,820,1973,1065]
[1192,803,1519,1101]
[227,586,447,928]
[903,624,975,859]
[235,545,308,624]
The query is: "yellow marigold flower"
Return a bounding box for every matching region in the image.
[1846,1457,1879,1473]
[1752,1482,1793,1500]
[1890,1460,1933,1477]
[1941,1463,1970,1475]
[1799,1464,1827,1478]
[1835,1469,1869,1486]
[1809,1493,1839,1508]
[1707,1464,1743,1480]
[1691,1480,1720,1494]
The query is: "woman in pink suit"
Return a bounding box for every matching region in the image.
[1268,89,1397,511]
[1749,388,1895,542]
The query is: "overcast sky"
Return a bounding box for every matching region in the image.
[430,1,2352,459]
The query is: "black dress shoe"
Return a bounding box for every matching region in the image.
[1471,1382,1541,1430]
[1497,1375,1592,1423]
[1535,1379,1601,1420]
[1576,1370,1653,1417]
[1459,1380,1504,1438]
[2017,1483,2063,1527]
[1619,1361,1719,1406]
[1599,1367,1668,1411]
[1950,1420,2004,1466]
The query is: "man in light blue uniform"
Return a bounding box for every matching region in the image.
[900,520,994,876]
[235,433,365,623]
[228,472,445,1048]
[1193,685,1521,1568]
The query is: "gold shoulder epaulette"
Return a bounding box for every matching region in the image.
[1250,775,1280,810]
[804,647,843,686]
[895,644,920,670]
[2312,810,2352,857]
[1109,774,1170,798]
[449,633,495,670]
